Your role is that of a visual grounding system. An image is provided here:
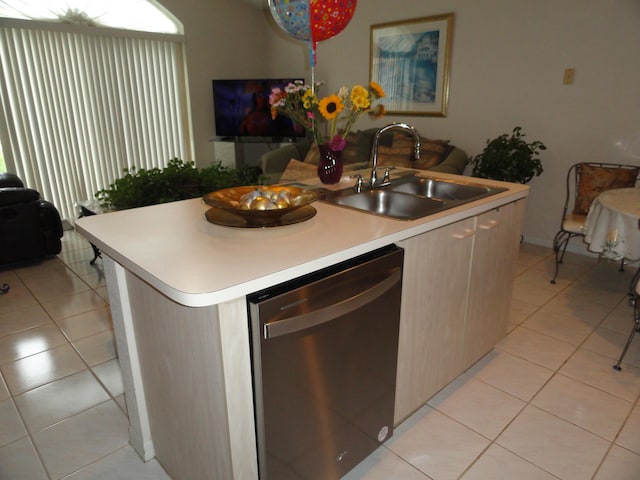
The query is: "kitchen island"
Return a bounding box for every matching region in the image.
[75,171,528,480]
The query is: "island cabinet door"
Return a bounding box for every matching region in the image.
[463,199,526,367]
[394,216,476,424]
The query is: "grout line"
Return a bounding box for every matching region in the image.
[2,233,123,479]
[452,250,638,478]
[3,238,639,479]
[1,369,54,480]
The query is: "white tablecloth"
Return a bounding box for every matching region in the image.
[584,188,640,261]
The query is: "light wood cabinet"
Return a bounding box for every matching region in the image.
[463,202,525,366]
[394,217,474,423]
[394,199,525,424]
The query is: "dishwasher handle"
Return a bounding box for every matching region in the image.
[263,267,402,339]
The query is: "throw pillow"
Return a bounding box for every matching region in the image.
[280,159,318,183]
[303,143,320,165]
[573,164,639,215]
[375,132,451,170]
[342,132,360,165]
[354,129,393,164]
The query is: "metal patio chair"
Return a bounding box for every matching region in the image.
[613,244,640,371]
[550,162,639,284]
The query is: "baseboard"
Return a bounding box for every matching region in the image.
[522,235,599,258]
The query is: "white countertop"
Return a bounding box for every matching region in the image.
[75,172,528,307]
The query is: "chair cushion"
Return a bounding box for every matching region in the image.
[562,213,587,233]
[573,164,639,215]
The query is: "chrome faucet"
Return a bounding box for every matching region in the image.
[369,123,421,187]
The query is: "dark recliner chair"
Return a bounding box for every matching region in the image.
[0,173,63,265]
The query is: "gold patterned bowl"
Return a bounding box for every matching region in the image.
[203,185,318,228]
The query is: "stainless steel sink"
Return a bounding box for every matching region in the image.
[387,176,497,201]
[321,175,507,220]
[326,189,447,220]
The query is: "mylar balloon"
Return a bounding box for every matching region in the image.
[268,0,357,68]
[268,0,311,42]
[269,0,357,44]
[309,0,357,44]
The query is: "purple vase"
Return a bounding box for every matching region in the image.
[317,143,344,185]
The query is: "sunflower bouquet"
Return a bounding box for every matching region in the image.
[269,80,386,152]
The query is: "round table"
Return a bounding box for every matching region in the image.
[584,188,640,261]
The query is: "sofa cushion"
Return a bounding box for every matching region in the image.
[428,147,469,175]
[353,129,393,164]
[375,132,452,170]
[280,159,318,183]
[259,128,467,183]
[573,164,639,215]
[303,144,319,165]
[280,158,368,183]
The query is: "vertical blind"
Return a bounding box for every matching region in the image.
[0,20,190,221]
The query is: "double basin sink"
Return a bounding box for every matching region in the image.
[320,175,507,220]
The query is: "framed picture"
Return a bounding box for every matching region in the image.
[370,13,454,116]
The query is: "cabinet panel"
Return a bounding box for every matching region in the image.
[464,201,525,366]
[394,199,526,425]
[395,217,475,424]
[127,274,258,479]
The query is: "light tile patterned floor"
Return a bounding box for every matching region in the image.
[1,234,639,479]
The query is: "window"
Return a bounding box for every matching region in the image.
[0,0,181,34]
[0,0,190,220]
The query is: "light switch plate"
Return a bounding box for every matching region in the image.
[563,68,575,85]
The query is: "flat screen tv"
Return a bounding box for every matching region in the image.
[212,78,306,142]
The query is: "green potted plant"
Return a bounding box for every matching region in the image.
[470,127,546,184]
[95,158,262,211]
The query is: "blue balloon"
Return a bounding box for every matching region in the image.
[268,0,311,42]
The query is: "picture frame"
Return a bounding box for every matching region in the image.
[370,13,454,117]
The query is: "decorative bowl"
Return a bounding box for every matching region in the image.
[203,185,318,228]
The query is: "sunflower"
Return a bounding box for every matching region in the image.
[369,81,385,99]
[302,89,316,109]
[318,95,344,120]
[350,85,370,110]
[269,80,386,150]
[369,103,386,119]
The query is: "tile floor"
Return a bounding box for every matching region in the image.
[1,232,639,479]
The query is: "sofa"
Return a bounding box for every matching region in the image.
[0,173,63,265]
[258,128,469,184]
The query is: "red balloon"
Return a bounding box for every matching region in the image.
[310,0,357,44]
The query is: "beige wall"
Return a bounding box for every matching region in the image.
[156,0,271,166]
[168,0,640,250]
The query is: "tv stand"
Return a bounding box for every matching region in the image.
[216,136,301,144]
[213,138,301,169]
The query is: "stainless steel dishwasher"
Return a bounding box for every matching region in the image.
[247,245,403,480]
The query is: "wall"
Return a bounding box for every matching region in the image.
[160,0,639,251]
[156,0,270,166]
[259,0,640,251]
